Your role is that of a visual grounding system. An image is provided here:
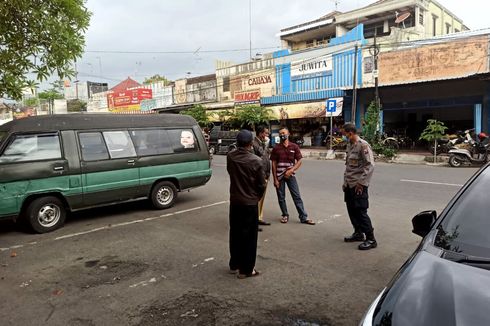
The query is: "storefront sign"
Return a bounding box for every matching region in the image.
[234,90,261,104]
[291,56,333,80]
[248,75,272,86]
[107,88,152,109]
[269,98,343,120]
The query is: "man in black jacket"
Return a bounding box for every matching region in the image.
[252,125,271,227]
[227,129,266,279]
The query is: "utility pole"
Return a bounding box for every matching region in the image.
[373,30,380,109]
[249,0,252,61]
[351,43,358,124]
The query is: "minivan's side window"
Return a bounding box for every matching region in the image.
[130,129,173,156]
[79,132,109,161]
[167,129,198,152]
[0,133,61,163]
[103,131,137,159]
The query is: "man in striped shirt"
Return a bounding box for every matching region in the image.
[271,127,315,225]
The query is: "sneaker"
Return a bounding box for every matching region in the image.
[358,240,377,250]
[344,232,365,242]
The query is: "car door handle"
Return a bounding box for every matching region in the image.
[53,166,64,171]
[127,159,136,165]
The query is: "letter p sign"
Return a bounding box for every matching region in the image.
[326,99,337,113]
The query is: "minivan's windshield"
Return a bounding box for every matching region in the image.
[435,166,490,259]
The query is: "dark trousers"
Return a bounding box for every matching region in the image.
[344,186,374,235]
[229,204,259,275]
[276,176,308,221]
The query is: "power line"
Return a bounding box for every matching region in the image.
[84,46,280,55]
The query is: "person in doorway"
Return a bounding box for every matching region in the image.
[271,127,315,225]
[342,123,377,250]
[227,130,266,278]
[252,125,271,229]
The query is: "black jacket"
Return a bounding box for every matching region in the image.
[227,147,266,205]
[252,136,271,178]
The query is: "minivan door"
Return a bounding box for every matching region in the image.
[78,131,140,206]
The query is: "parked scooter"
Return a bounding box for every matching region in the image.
[429,130,469,154]
[449,132,490,167]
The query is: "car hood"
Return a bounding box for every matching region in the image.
[374,250,490,326]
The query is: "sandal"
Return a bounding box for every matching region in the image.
[280,216,289,224]
[237,270,260,279]
[301,219,316,225]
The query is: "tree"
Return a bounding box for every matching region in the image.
[181,104,210,127]
[38,81,64,114]
[67,99,87,112]
[24,97,39,107]
[362,101,381,145]
[0,0,91,100]
[419,119,448,163]
[143,74,172,86]
[230,105,273,130]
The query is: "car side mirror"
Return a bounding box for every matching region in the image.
[412,210,437,237]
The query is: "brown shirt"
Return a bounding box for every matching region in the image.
[344,138,374,187]
[270,142,302,181]
[227,148,266,205]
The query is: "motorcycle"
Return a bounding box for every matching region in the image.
[429,130,470,155]
[449,132,490,167]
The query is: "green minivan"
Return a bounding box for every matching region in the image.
[0,114,212,233]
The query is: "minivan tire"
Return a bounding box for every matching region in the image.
[25,196,66,233]
[151,181,178,209]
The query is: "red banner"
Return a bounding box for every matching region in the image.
[234,90,261,104]
[108,88,153,108]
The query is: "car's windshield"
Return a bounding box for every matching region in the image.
[435,166,490,259]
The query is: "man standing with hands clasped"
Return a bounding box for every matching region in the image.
[271,127,315,225]
[342,123,377,250]
[227,130,266,278]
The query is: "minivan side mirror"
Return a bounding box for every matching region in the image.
[412,210,437,237]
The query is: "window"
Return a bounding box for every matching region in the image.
[0,133,61,163]
[446,23,451,34]
[432,15,438,36]
[419,13,424,26]
[130,129,173,156]
[0,131,7,144]
[435,167,490,260]
[223,77,230,92]
[167,129,198,153]
[102,131,136,159]
[79,132,109,161]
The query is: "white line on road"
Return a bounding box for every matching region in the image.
[2,201,229,252]
[400,179,463,187]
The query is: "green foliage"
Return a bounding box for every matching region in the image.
[143,74,172,85]
[38,81,64,102]
[372,143,397,159]
[0,0,91,100]
[419,119,448,142]
[181,104,210,127]
[67,99,87,112]
[24,97,39,107]
[230,105,273,130]
[362,101,380,145]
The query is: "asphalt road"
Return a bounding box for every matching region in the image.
[0,156,478,326]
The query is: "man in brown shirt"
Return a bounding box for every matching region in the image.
[227,129,266,278]
[270,127,315,225]
[342,123,377,250]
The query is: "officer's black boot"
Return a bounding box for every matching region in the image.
[344,231,365,242]
[358,231,377,250]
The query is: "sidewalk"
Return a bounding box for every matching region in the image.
[300,147,449,165]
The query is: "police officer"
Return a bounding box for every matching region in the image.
[342,123,377,250]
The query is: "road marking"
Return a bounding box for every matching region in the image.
[400,179,463,187]
[2,201,229,252]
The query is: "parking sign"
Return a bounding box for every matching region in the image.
[326,99,337,113]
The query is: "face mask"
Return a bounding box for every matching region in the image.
[280,135,289,142]
[342,135,349,142]
[264,137,270,144]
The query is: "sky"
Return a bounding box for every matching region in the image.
[56,0,490,88]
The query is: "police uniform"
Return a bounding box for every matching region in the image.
[343,138,377,249]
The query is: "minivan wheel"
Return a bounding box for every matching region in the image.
[25,196,66,233]
[151,181,178,209]
[449,155,463,167]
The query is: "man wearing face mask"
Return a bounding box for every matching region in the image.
[271,127,315,225]
[252,125,271,228]
[342,123,377,250]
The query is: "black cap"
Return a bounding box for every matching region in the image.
[236,129,253,147]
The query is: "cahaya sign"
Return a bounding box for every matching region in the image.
[247,75,272,86]
[291,56,333,80]
[234,90,261,104]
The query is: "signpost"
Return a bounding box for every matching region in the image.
[326,99,337,150]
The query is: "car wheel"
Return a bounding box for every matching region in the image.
[449,155,463,167]
[25,196,66,233]
[151,181,178,209]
